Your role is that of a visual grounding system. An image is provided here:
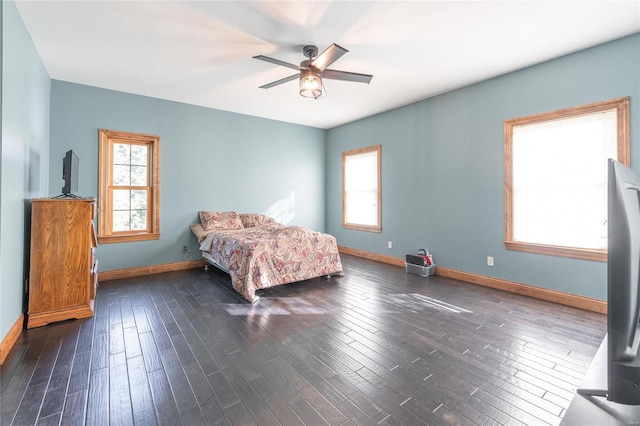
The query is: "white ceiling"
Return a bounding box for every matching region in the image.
[14,1,640,129]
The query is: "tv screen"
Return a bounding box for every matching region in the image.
[607,158,640,405]
[62,150,79,195]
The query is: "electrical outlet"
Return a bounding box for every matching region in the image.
[388,241,393,249]
[487,256,494,267]
[182,245,190,253]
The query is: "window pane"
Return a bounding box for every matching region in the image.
[113,165,130,185]
[346,191,377,225]
[113,143,130,165]
[345,152,377,191]
[130,166,147,186]
[131,145,148,166]
[130,210,147,231]
[514,185,606,249]
[131,190,147,210]
[513,110,616,188]
[113,210,130,232]
[113,189,130,210]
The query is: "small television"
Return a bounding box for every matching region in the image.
[606,158,640,404]
[61,150,79,195]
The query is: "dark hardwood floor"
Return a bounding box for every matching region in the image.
[1,255,606,425]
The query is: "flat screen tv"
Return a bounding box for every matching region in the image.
[61,150,79,195]
[606,158,640,404]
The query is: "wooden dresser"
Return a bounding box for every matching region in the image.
[28,198,98,328]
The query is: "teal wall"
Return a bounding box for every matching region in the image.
[326,34,640,301]
[0,1,50,342]
[49,82,326,271]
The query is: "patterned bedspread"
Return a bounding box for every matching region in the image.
[199,223,344,302]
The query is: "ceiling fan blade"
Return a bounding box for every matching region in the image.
[259,73,299,89]
[321,69,373,84]
[253,55,300,71]
[310,43,348,72]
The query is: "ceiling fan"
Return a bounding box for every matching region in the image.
[253,43,373,99]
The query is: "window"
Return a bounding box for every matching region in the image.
[98,129,160,243]
[504,97,629,261]
[342,145,382,232]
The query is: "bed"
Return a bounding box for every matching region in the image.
[191,211,344,303]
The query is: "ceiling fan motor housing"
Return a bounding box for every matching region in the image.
[303,45,319,59]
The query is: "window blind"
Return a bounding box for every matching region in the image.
[512,110,617,249]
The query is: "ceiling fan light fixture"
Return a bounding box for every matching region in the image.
[299,69,322,98]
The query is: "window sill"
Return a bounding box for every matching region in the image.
[98,232,160,244]
[342,223,382,233]
[504,240,606,262]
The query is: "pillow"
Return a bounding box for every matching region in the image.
[190,223,211,243]
[199,211,244,231]
[239,213,276,228]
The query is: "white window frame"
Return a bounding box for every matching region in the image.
[504,97,630,261]
[342,145,382,232]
